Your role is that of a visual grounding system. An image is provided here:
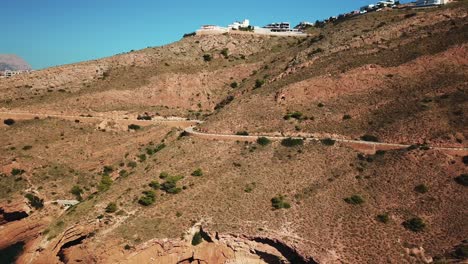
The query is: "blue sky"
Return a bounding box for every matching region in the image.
[2,0,396,69]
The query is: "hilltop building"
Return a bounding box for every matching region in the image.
[228,19,250,30]
[196,19,307,36]
[416,0,452,6]
[0,70,31,78]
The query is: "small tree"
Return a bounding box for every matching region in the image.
[455,174,468,186]
[98,175,113,192]
[128,124,141,130]
[203,54,212,62]
[105,202,118,213]
[403,217,426,232]
[159,171,169,179]
[414,184,428,194]
[254,79,265,89]
[11,168,25,176]
[149,180,160,189]
[230,82,238,88]
[3,119,15,126]
[191,168,203,177]
[71,185,84,200]
[138,190,156,206]
[192,231,203,246]
[281,138,304,147]
[25,193,44,209]
[320,138,336,146]
[344,195,364,205]
[376,213,389,223]
[360,134,379,142]
[271,195,291,210]
[220,48,229,58]
[257,137,271,146]
[236,131,249,136]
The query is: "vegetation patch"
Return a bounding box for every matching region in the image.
[376,213,389,224]
[128,124,141,130]
[283,111,303,120]
[11,168,25,176]
[98,175,113,192]
[236,131,249,136]
[191,168,203,177]
[203,54,212,62]
[414,184,428,194]
[71,185,84,200]
[455,174,468,186]
[344,195,364,205]
[230,82,238,88]
[271,195,291,210]
[25,193,44,209]
[320,138,336,146]
[149,180,160,190]
[3,118,15,126]
[105,202,118,213]
[138,190,156,206]
[257,137,271,146]
[360,135,379,142]
[254,79,265,89]
[402,217,426,232]
[281,138,304,147]
[192,231,203,246]
[160,175,184,194]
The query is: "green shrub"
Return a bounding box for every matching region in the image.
[98,175,113,192]
[414,184,428,194]
[119,170,129,177]
[230,82,238,88]
[462,155,468,165]
[343,114,352,120]
[376,213,389,223]
[344,195,364,205]
[454,245,468,259]
[192,231,203,246]
[138,154,147,162]
[455,174,468,186]
[317,103,324,108]
[11,168,25,176]
[320,138,336,146]
[203,54,212,62]
[271,195,291,210]
[254,79,265,89]
[22,145,33,150]
[71,185,83,199]
[3,118,15,126]
[103,166,114,175]
[127,161,137,169]
[191,168,203,177]
[220,48,229,58]
[138,190,156,206]
[128,124,141,130]
[149,180,160,189]
[360,135,379,142]
[403,217,426,232]
[160,175,183,194]
[25,193,44,209]
[159,172,169,179]
[236,131,249,136]
[105,202,118,213]
[257,137,271,146]
[124,244,132,250]
[281,138,303,147]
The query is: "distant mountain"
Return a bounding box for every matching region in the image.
[0,54,32,71]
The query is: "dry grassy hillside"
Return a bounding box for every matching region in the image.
[0,1,467,264]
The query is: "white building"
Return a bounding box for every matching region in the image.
[416,0,451,6]
[1,70,31,78]
[228,19,250,30]
[56,200,80,208]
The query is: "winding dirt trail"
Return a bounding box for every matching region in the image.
[1,110,466,154]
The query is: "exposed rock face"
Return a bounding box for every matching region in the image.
[0,54,32,71]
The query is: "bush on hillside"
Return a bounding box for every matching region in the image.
[149,180,160,190]
[230,82,238,88]
[343,114,352,120]
[127,161,137,169]
[203,54,212,62]
[138,190,156,206]
[25,193,44,209]
[236,131,249,136]
[160,175,184,194]
[281,138,303,147]
[257,137,271,146]
[71,185,83,200]
[159,171,169,179]
[191,168,203,177]
[128,124,141,130]
[11,168,25,176]
[462,156,468,165]
[344,195,364,205]
[403,217,426,232]
[320,138,336,146]
[103,166,114,175]
[360,134,379,142]
[414,184,429,194]
[376,213,389,224]
[3,119,15,126]
[98,175,113,192]
[192,232,203,246]
[105,202,118,213]
[455,174,468,186]
[254,79,265,89]
[271,195,291,210]
[220,48,229,58]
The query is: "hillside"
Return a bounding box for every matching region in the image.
[0,1,467,264]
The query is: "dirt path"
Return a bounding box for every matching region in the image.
[1,110,466,154]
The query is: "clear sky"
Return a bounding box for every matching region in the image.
[2,0,396,69]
